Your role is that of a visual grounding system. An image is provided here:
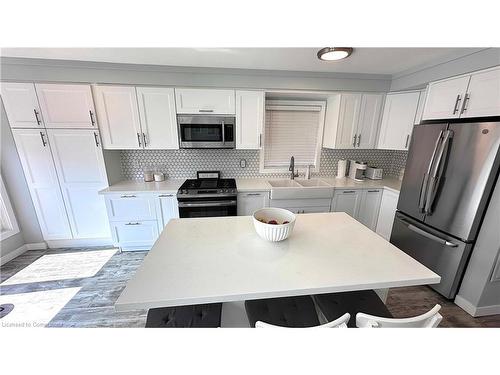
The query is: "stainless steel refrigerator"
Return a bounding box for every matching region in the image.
[390,120,500,298]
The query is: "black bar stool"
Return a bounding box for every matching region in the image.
[145,303,222,328]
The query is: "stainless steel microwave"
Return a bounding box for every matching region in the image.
[177,115,235,149]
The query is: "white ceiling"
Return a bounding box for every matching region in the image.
[0,48,483,76]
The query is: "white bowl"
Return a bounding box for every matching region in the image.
[252,208,296,242]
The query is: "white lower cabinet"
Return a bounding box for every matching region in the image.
[357,189,382,230]
[110,221,160,252]
[332,188,383,231]
[237,191,269,216]
[376,189,400,240]
[157,194,179,229]
[104,192,179,251]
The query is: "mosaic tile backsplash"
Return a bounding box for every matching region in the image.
[121,148,408,180]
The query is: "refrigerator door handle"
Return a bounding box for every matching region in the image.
[425,130,453,215]
[399,217,458,247]
[418,130,444,212]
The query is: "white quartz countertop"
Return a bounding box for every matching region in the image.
[100,177,402,194]
[115,212,439,311]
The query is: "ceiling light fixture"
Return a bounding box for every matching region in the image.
[317,47,353,61]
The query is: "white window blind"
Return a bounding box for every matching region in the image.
[263,104,323,168]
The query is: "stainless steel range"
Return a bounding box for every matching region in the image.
[177,171,237,218]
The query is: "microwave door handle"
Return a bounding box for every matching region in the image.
[418,130,443,212]
[425,130,453,215]
[221,121,225,145]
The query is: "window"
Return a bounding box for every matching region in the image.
[0,174,20,241]
[260,100,326,173]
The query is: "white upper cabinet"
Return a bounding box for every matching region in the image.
[0,82,44,128]
[335,94,362,149]
[47,129,110,239]
[323,93,384,149]
[175,88,235,114]
[92,85,143,149]
[422,66,500,120]
[136,87,179,149]
[378,91,420,150]
[414,89,427,125]
[461,66,500,118]
[357,93,384,149]
[35,83,96,128]
[422,76,470,120]
[235,90,264,149]
[11,129,73,240]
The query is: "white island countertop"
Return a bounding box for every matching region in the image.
[115,212,439,311]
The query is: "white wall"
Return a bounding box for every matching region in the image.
[0,100,44,259]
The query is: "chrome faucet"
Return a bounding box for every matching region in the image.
[289,156,299,180]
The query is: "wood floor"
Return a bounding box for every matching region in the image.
[1,247,499,327]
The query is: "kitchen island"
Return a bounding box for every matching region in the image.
[115,212,439,327]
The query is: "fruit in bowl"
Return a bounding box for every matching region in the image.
[252,208,296,242]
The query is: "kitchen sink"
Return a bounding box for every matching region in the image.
[268,179,334,199]
[268,180,301,188]
[296,179,331,187]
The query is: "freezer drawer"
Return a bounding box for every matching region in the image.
[390,212,472,299]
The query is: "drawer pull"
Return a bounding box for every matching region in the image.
[125,222,141,226]
[342,190,356,194]
[367,190,380,193]
[120,194,137,198]
[158,194,174,197]
[246,193,262,196]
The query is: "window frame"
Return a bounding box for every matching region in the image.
[259,100,326,174]
[0,174,20,241]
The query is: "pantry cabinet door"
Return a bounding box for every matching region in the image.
[12,129,73,240]
[0,82,44,128]
[92,85,143,149]
[357,189,383,231]
[332,189,362,218]
[357,93,384,149]
[461,67,500,118]
[376,189,400,240]
[35,83,96,128]
[422,75,470,120]
[136,87,179,149]
[378,92,420,150]
[335,94,362,149]
[235,90,264,149]
[47,129,110,239]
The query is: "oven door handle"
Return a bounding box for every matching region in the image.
[178,200,237,208]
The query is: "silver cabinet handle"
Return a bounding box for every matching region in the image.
[259,134,262,148]
[357,134,361,147]
[40,131,47,147]
[142,133,147,147]
[461,93,470,114]
[221,120,225,144]
[246,193,262,196]
[158,194,174,197]
[452,94,462,115]
[405,134,410,148]
[352,134,357,147]
[34,109,42,125]
[367,190,380,193]
[125,222,141,226]
[89,110,96,126]
[342,190,356,194]
[199,109,214,113]
[94,132,100,147]
[120,194,137,198]
[137,133,142,147]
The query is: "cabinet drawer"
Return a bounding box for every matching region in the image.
[104,194,157,221]
[110,220,159,251]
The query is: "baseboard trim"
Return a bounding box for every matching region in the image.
[45,238,113,248]
[0,244,28,265]
[455,295,500,317]
[25,242,48,250]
